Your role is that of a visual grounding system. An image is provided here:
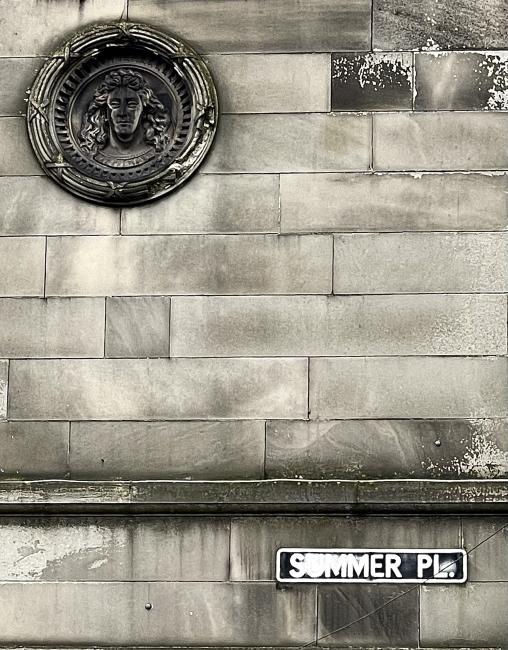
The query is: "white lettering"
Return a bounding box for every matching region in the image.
[385,553,403,578]
[305,552,325,578]
[417,554,433,578]
[289,553,305,578]
[370,553,385,578]
[347,554,369,578]
[324,553,348,578]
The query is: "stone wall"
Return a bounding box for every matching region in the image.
[0,0,507,646]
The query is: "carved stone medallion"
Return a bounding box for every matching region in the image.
[27,23,218,205]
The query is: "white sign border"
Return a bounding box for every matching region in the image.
[276,547,467,584]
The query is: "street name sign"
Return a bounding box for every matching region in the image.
[276,548,467,584]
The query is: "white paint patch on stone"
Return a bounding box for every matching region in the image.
[332,53,412,90]
[421,38,441,51]
[479,52,508,110]
[0,524,128,580]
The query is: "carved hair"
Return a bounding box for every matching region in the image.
[80,68,169,153]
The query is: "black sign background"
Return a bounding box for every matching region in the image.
[277,548,466,583]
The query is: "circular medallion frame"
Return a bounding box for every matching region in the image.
[27,22,218,205]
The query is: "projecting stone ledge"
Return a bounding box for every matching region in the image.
[0,480,507,514]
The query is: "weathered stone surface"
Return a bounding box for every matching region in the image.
[0,298,104,358]
[0,422,68,479]
[332,52,412,111]
[204,114,371,173]
[280,172,508,233]
[170,294,506,357]
[373,113,508,171]
[122,174,278,234]
[266,419,508,480]
[0,118,40,175]
[0,582,316,645]
[8,358,308,420]
[130,0,371,53]
[207,54,330,113]
[0,58,42,115]
[0,517,229,582]
[373,0,508,50]
[105,297,170,359]
[230,517,460,580]
[461,518,508,581]
[421,583,508,646]
[0,238,45,297]
[70,421,265,480]
[46,235,332,296]
[318,584,419,646]
[334,233,508,293]
[309,357,508,419]
[0,0,126,56]
[416,52,508,111]
[0,177,119,235]
[0,362,7,420]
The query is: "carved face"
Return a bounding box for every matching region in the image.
[106,87,144,139]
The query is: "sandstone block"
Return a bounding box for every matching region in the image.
[0,422,68,479]
[0,238,45,297]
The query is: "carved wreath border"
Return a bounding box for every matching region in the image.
[27,22,218,205]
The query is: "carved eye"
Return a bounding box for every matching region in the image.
[109,100,120,108]
[127,100,139,108]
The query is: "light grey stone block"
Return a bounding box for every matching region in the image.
[122,174,279,234]
[70,420,265,479]
[170,294,506,357]
[0,118,41,175]
[0,422,68,479]
[462,518,508,581]
[318,583,419,646]
[266,419,508,480]
[309,357,508,419]
[421,583,508,646]
[334,233,508,294]
[230,516,460,580]
[373,112,508,171]
[129,0,371,53]
[0,362,7,420]
[9,358,308,420]
[46,235,332,296]
[0,58,42,115]
[0,0,126,56]
[0,177,119,236]
[0,581,316,645]
[204,114,371,173]
[0,238,45,297]
[280,172,508,233]
[0,298,105,358]
[207,54,330,113]
[105,297,169,358]
[0,517,230,582]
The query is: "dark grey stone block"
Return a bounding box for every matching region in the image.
[130,0,371,53]
[105,297,170,359]
[416,52,508,110]
[374,0,508,50]
[70,420,265,480]
[318,584,419,646]
[230,517,460,580]
[421,583,508,646]
[461,518,508,581]
[332,53,412,111]
[266,419,508,480]
[0,422,68,479]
